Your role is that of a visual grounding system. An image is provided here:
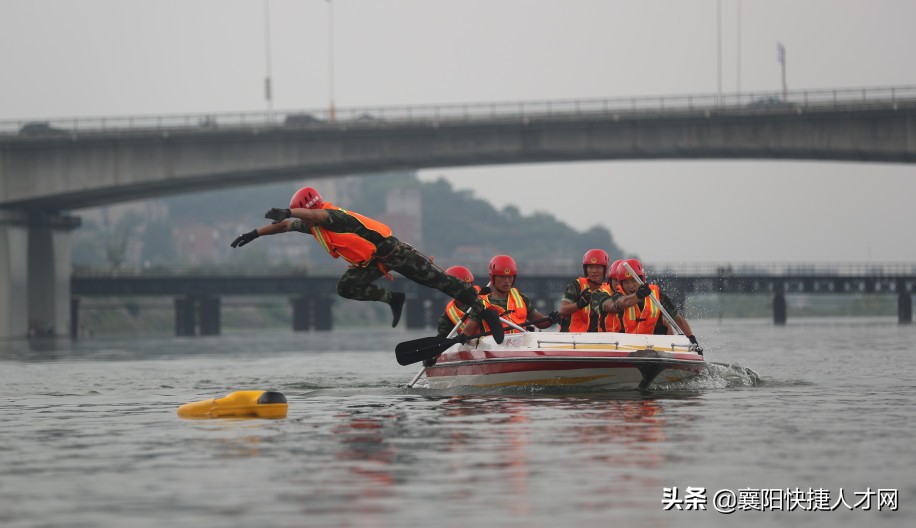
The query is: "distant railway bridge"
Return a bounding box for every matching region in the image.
[70,262,916,337]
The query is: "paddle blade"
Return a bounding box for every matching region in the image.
[395,336,459,366]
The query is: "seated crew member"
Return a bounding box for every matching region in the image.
[462,255,561,337]
[608,259,623,293]
[558,249,613,333]
[592,259,626,332]
[435,265,480,339]
[230,186,489,329]
[425,265,483,368]
[595,259,703,352]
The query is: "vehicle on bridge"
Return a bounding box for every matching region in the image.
[746,96,798,110]
[18,121,69,136]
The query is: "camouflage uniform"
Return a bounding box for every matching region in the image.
[289,212,483,311]
[592,287,679,334]
[561,278,605,332]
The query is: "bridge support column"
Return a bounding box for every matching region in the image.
[315,300,333,330]
[899,291,912,325]
[175,296,221,336]
[0,215,28,337]
[405,295,431,330]
[175,297,196,336]
[70,298,80,339]
[199,297,220,336]
[292,297,311,331]
[0,211,80,338]
[291,297,333,331]
[773,291,787,326]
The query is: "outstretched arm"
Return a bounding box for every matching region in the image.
[230,222,290,248]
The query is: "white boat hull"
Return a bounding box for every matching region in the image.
[424,331,705,390]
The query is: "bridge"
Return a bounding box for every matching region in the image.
[68,262,916,337]
[3,86,916,337]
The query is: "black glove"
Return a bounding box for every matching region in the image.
[688,334,704,355]
[636,283,652,300]
[264,208,292,224]
[230,229,259,248]
[548,310,562,324]
[575,290,592,309]
[477,286,491,296]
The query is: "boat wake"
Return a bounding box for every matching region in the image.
[657,361,763,390]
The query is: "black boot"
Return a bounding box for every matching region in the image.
[389,292,406,328]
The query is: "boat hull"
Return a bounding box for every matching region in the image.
[424,331,705,390]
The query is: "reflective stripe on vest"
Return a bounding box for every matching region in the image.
[569,278,612,333]
[310,204,393,267]
[622,284,662,335]
[483,288,528,333]
[445,300,467,332]
[603,283,626,333]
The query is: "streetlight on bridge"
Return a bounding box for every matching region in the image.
[326,0,336,122]
[263,0,274,120]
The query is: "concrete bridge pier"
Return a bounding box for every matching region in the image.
[773,285,788,326]
[292,297,334,331]
[174,296,221,336]
[1,211,80,338]
[899,291,912,325]
[405,294,434,330]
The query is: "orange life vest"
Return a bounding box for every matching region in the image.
[621,284,662,335]
[482,288,528,334]
[602,283,625,333]
[568,278,612,333]
[309,203,393,267]
[444,286,482,334]
[603,309,624,333]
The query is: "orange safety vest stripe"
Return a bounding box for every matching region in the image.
[445,300,466,329]
[309,204,393,267]
[622,284,662,334]
[482,288,528,334]
[569,278,612,333]
[603,308,623,333]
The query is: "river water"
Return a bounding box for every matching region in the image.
[1,317,913,527]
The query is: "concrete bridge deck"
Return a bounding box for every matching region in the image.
[3,86,916,338]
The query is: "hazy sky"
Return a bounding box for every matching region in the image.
[2,0,915,263]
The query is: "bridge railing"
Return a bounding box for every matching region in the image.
[5,85,916,136]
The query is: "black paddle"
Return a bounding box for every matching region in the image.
[396,308,505,366]
[396,331,494,366]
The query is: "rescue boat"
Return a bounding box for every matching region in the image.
[421,331,705,390]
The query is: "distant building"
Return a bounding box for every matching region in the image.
[376,187,422,247]
[174,224,219,266]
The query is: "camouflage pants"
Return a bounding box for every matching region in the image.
[336,239,483,310]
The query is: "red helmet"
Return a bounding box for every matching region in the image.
[582,249,609,277]
[445,265,474,284]
[616,258,646,282]
[290,186,323,209]
[489,255,517,284]
[609,260,623,282]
